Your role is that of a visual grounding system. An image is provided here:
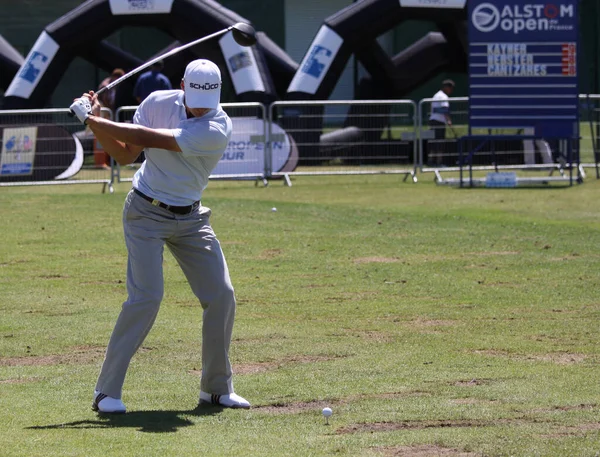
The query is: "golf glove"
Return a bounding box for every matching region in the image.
[70,98,92,125]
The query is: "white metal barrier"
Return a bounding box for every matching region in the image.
[0,108,113,192]
[1,95,599,191]
[113,102,268,184]
[417,96,585,185]
[268,100,418,184]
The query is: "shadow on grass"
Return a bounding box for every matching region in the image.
[26,404,224,433]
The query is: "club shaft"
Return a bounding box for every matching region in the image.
[96,26,233,96]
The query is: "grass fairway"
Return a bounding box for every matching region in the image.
[1,175,599,457]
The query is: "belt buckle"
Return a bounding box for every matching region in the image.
[151,199,160,206]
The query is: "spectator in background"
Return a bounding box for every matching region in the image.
[133,60,172,103]
[428,79,455,166]
[98,68,125,112]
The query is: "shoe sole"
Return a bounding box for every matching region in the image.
[199,399,250,409]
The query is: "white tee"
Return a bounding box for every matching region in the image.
[429,90,450,123]
[131,90,232,206]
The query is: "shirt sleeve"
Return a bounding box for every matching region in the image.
[173,120,229,157]
[132,98,151,127]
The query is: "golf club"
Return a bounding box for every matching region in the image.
[96,22,257,97]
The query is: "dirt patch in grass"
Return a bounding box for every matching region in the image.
[471,349,586,365]
[256,399,333,414]
[453,378,495,387]
[543,422,600,438]
[374,444,480,456]
[530,403,597,414]
[258,248,283,259]
[353,257,399,264]
[336,419,490,434]
[0,345,112,367]
[255,391,427,414]
[344,329,393,342]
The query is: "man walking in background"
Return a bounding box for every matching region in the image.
[428,79,454,166]
[70,59,250,414]
[133,60,172,103]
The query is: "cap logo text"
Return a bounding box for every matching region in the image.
[189,82,220,90]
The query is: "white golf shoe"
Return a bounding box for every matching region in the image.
[199,391,251,409]
[92,391,126,414]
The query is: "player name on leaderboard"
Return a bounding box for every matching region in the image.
[481,42,576,77]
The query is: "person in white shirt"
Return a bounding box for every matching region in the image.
[428,79,455,166]
[70,59,250,413]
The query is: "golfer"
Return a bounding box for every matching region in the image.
[71,59,250,413]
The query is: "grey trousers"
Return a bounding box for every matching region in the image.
[95,190,236,399]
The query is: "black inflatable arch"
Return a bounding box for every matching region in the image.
[286,0,467,101]
[3,0,278,109]
[0,34,24,92]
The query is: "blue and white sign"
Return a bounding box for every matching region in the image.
[468,1,579,138]
[288,25,343,95]
[0,127,37,176]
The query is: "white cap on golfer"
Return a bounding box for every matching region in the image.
[183,59,222,109]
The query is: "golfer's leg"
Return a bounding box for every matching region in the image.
[95,194,166,399]
[168,211,235,395]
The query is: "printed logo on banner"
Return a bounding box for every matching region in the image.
[212,119,297,175]
[228,52,252,73]
[400,0,466,8]
[0,127,38,176]
[18,51,48,84]
[218,32,265,94]
[288,25,343,95]
[109,0,173,14]
[471,3,575,35]
[6,31,59,98]
[301,45,333,78]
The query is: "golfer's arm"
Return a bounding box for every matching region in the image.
[86,115,182,164]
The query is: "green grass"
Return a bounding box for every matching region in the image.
[1,176,600,456]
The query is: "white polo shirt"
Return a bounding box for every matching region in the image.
[131,90,232,206]
[429,90,450,124]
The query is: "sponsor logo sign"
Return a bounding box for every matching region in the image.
[471,2,575,35]
[288,25,343,95]
[0,127,37,176]
[109,0,173,14]
[219,32,265,94]
[6,32,59,98]
[213,119,297,176]
[468,0,579,138]
[400,0,466,8]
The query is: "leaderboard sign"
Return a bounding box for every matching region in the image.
[468,1,579,138]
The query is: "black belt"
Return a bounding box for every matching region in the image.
[133,188,199,215]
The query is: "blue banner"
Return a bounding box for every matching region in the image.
[468,1,579,138]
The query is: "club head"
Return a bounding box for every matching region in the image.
[231,22,257,47]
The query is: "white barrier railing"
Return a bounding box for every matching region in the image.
[1,95,598,190]
[268,99,418,184]
[0,107,113,192]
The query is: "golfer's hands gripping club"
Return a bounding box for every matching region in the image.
[70,92,101,125]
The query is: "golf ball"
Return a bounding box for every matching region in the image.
[271,207,277,212]
[322,407,332,417]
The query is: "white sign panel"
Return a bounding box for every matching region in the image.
[5,32,59,99]
[213,119,297,176]
[219,32,265,94]
[400,0,466,8]
[288,25,343,94]
[109,0,174,15]
[0,127,38,176]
